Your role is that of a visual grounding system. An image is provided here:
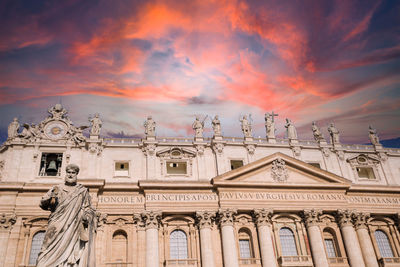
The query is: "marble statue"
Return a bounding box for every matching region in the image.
[328,122,340,144]
[192,116,205,138]
[311,121,324,142]
[48,104,68,120]
[369,125,380,145]
[7,118,19,139]
[37,164,96,267]
[240,115,252,138]
[265,113,276,139]
[19,123,33,139]
[89,114,102,136]
[144,116,156,137]
[71,126,87,145]
[212,115,221,136]
[285,118,297,140]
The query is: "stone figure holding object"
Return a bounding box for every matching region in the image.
[285,118,297,140]
[212,115,222,136]
[37,164,96,267]
[368,125,380,145]
[89,113,102,135]
[328,122,340,144]
[192,116,205,138]
[265,113,276,139]
[7,118,20,139]
[311,121,324,142]
[144,116,156,137]
[240,115,252,138]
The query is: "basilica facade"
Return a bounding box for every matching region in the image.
[0,104,400,267]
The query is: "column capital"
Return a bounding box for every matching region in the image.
[0,213,16,230]
[218,208,237,226]
[253,208,273,226]
[303,209,322,227]
[141,210,161,229]
[196,211,216,229]
[354,212,370,230]
[337,209,355,228]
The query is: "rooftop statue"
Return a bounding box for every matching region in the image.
[192,116,206,138]
[328,122,340,144]
[212,115,222,137]
[144,116,156,137]
[311,121,324,142]
[89,113,102,136]
[37,164,96,267]
[369,125,380,145]
[48,103,68,120]
[285,118,297,140]
[265,112,277,140]
[7,118,19,139]
[240,115,252,138]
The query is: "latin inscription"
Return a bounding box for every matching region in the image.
[219,192,346,201]
[99,195,144,204]
[348,196,400,205]
[146,193,218,202]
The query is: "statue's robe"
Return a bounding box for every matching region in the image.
[37,184,96,267]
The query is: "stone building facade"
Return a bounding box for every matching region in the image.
[0,104,400,267]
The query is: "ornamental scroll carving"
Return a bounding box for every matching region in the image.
[354,212,370,230]
[218,209,237,226]
[253,208,273,226]
[271,158,289,182]
[337,209,355,227]
[303,209,322,227]
[141,210,161,229]
[196,211,216,229]
[0,213,16,230]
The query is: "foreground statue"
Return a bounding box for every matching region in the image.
[37,164,96,267]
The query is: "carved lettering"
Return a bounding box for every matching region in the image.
[98,195,144,204]
[145,193,218,202]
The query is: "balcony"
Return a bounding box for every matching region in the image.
[239,257,261,266]
[328,257,349,267]
[278,255,313,266]
[379,257,400,267]
[105,263,133,267]
[164,259,197,266]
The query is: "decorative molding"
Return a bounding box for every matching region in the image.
[337,209,355,228]
[253,208,273,226]
[196,211,216,229]
[303,209,322,227]
[218,208,237,226]
[212,142,224,155]
[271,158,289,182]
[354,212,370,230]
[195,145,205,156]
[0,213,17,230]
[246,144,256,155]
[322,147,330,157]
[141,210,161,229]
[142,143,157,156]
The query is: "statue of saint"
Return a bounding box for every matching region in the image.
[212,115,221,136]
[144,116,156,137]
[192,116,205,138]
[7,118,19,139]
[265,113,275,139]
[328,122,340,144]
[368,125,380,145]
[48,104,68,120]
[89,114,102,136]
[37,164,96,267]
[311,121,324,142]
[70,126,87,145]
[240,115,252,138]
[285,118,298,140]
[19,123,33,140]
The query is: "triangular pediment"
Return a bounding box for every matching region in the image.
[213,152,351,188]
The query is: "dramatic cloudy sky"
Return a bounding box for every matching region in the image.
[0,0,399,144]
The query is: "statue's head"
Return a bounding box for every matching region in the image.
[65,164,79,185]
[148,115,152,120]
[54,103,63,111]
[13,117,18,122]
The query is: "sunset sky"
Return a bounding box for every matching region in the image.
[0,0,399,144]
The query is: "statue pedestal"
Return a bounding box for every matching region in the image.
[267,137,276,143]
[146,136,156,141]
[213,135,223,141]
[244,137,253,142]
[90,135,99,140]
[289,139,298,145]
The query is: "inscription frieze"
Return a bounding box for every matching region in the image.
[146,193,218,202]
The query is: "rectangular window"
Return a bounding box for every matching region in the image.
[308,162,321,168]
[239,239,252,258]
[39,153,63,176]
[324,239,337,258]
[356,167,376,179]
[166,161,187,175]
[115,162,129,177]
[231,160,244,170]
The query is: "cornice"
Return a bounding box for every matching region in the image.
[139,180,213,189]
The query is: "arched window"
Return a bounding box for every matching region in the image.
[279,227,298,256]
[238,229,253,258]
[28,231,45,265]
[375,230,394,258]
[323,229,340,258]
[112,230,128,263]
[170,230,188,259]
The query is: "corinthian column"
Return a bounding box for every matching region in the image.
[196,211,216,267]
[337,210,366,267]
[218,209,239,267]
[303,209,329,267]
[0,213,16,266]
[354,212,379,267]
[253,209,277,267]
[141,211,161,267]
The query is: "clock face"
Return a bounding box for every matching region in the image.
[44,121,67,139]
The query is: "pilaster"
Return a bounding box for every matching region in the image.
[218,209,239,267]
[253,209,277,267]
